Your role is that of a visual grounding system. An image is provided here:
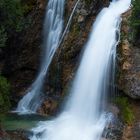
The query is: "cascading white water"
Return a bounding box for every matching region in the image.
[29,0,131,140]
[16,0,65,114]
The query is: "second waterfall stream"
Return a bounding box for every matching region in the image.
[29,0,131,140]
[16,0,65,113]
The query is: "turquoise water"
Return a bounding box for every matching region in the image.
[2,113,48,130]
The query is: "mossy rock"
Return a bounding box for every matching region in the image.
[115,97,134,124]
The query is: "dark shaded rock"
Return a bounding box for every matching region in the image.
[103,118,124,140]
[102,105,124,140]
[6,130,31,140]
[0,129,30,140]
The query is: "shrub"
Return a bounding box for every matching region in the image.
[0,0,24,31]
[0,75,11,114]
[115,97,134,124]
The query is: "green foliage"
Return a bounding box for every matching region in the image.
[72,23,80,36]
[0,0,34,33]
[0,0,24,31]
[0,75,11,114]
[0,26,7,48]
[130,0,140,41]
[0,0,34,48]
[85,0,93,6]
[131,0,140,26]
[22,0,36,15]
[115,97,134,124]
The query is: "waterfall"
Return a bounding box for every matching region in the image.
[16,0,65,114]
[29,0,131,139]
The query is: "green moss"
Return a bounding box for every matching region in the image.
[0,0,33,48]
[131,0,140,26]
[0,26,7,48]
[63,23,80,60]
[115,97,134,124]
[21,0,36,15]
[84,0,93,6]
[72,23,80,34]
[0,0,23,30]
[0,75,11,124]
[0,75,11,111]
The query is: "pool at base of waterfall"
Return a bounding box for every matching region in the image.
[1,113,49,131]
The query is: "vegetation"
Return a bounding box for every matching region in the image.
[115,97,134,124]
[85,0,93,6]
[0,76,11,112]
[0,75,11,124]
[0,0,25,31]
[0,0,36,125]
[0,0,35,120]
[0,0,34,48]
[130,0,140,42]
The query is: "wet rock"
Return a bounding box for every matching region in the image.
[0,129,8,140]
[0,129,30,140]
[38,98,58,115]
[133,122,140,140]
[101,104,124,140]
[103,114,124,140]
[37,0,46,9]
[106,125,123,140]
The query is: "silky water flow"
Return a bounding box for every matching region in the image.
[16,0,65,114]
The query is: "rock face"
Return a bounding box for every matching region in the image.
[102,105,124,140]
[118,9,140,140]
[0,129,29,140]
[118,10,140,99]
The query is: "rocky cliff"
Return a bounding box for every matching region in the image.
[118,5,140,140]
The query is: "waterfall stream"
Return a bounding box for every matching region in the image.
[16,0,65,114]
[29,0,131,140]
